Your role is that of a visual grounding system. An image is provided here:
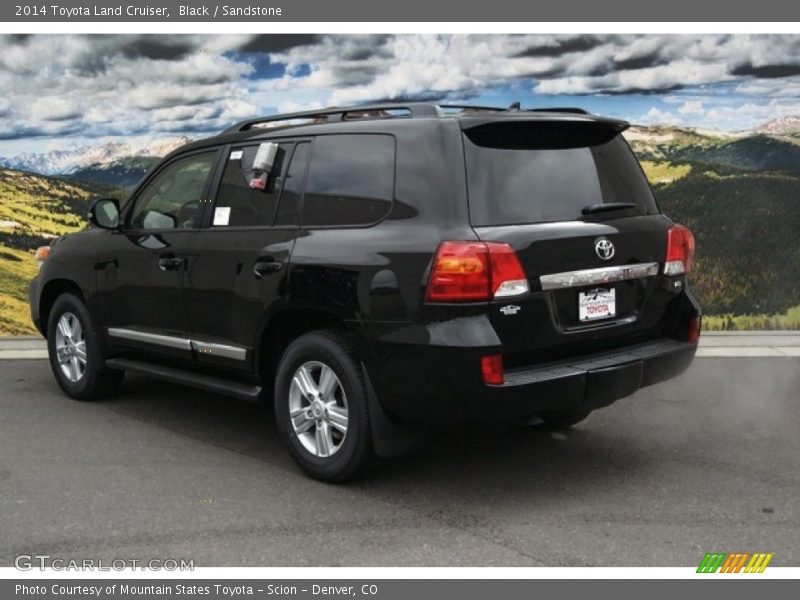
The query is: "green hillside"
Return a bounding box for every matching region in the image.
[650,165,800,316]
[632,128,800,328]
[0,168,124,334]
[660,136,800,172]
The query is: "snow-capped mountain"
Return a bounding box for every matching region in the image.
[752,116,800,136]
[0,136,191,176]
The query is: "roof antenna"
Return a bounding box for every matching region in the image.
[507,101,521,111]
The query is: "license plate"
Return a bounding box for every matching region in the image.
[578,288,616,321]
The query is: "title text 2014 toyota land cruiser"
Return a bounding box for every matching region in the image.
[29,104,701,481]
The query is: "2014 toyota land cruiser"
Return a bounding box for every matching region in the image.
[29,104,701,481]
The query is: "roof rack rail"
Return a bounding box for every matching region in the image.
[221,103,593,135]
[528,107,589,115]
[222,103,442,134]
[437,104,505,113]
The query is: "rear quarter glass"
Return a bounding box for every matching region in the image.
[464,122,658,226]
[303,134,395,227]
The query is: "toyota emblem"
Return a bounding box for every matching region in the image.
[595,239,615,261]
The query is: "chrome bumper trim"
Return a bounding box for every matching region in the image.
[539,262,660,291]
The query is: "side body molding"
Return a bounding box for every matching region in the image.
[106,328,248,361]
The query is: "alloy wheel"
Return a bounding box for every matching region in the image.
[54,312,87,383]
[288,361,349,458]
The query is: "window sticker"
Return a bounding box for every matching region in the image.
[229,150,243,160]
[213,206,231,226]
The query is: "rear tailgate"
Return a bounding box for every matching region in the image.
[474,217,676,366]
[463,117,677,366]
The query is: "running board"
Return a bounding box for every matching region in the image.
[105,358,262,402]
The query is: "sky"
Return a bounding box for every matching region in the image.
[2,33,800,156]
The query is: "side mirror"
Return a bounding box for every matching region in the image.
[88,198,120,230]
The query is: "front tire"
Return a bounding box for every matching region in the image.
[46,293,124,401]
[274,330,373,482]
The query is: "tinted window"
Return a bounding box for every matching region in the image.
[215,144,290,227]
[129,151,216,230]
[275,142,310,226]
[303,135,394,227]
[464,124,658,226]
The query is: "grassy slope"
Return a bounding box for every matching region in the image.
[639,160,692,185]
[0,244,38,335]
[0,168,123,334]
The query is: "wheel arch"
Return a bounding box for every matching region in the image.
[256,308,353,395]
[37,279,86,334]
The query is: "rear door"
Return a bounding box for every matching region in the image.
[462,119,673,363]
[182,140,310,372]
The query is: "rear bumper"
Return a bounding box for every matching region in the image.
[496,338,696,416]
[365,332,697,424]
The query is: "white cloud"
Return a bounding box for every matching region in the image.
[0,35,254,143]
[31,97,82,122]
[3,33,800,153]
[702,99,800,129]
[639,107,681,126]
[678,100,706,116]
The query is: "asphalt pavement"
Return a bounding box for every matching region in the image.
[0,355,798,567]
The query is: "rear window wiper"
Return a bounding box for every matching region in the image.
[582,202,638,215]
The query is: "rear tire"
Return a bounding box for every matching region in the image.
[46,293,124,401]
[274,330,373,482]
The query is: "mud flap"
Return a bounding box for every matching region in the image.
[362,365,427,458]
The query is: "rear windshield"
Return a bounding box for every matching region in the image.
[464,122,658,226]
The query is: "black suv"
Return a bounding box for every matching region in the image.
[29,104,701,481]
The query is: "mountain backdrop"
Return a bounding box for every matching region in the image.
[1,119,799,334]
[625,119,800,324]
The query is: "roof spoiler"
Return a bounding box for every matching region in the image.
[462,117,630,149]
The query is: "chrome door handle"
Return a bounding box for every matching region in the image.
[158,256,185,272]
[253,260,283,278]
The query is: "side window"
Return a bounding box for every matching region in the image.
[275,142,310,226]
[303,135,395,227]
[214,143,291,227]
[129,151,216,230]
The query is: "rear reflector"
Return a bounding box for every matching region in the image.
[426,241,529,302]
[688,316,701,344]
[664,224,695,276]
[481,354,504,385]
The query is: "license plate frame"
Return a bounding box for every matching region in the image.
[578,287,616,322]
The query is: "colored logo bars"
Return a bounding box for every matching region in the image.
[697,552,774,573]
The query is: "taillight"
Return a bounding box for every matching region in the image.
[481,354,504,385]
[426,241,529,302]
[664,224,695,276]
[488,243,530,298]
